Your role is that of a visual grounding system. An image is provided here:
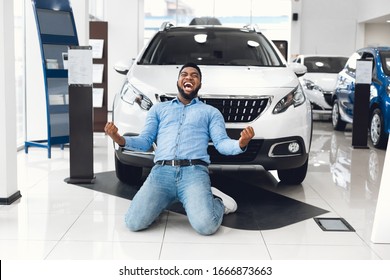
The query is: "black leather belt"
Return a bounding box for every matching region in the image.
[155,159,208,167]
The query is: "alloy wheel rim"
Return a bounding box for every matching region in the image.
[332,103,339,127]
[370,114,381,144]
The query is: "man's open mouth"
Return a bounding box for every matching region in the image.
[184,82,193,89]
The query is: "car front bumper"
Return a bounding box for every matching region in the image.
[115,135,309,171]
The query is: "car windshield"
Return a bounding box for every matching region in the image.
[304,56,348,73]
[380,51,390,76]
[139,28,283,66]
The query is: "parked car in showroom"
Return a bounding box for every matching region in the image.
[332,46,390,149]
[293,54,348,119]
[112,21,312,185]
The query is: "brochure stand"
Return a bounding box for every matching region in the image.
[352,59,372,149]
[25,0,79,158]
[90,21,108,132]
[65,46,95,184]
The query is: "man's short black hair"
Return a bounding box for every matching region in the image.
[179,62,202,81]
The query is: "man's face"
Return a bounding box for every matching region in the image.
[177,67,202,101]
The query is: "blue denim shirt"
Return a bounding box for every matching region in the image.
[123,97,243,163]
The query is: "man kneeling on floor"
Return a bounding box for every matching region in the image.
[104,62,255,235]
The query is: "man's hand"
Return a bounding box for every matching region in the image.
[104,122,125,146]
[238,126,255,149]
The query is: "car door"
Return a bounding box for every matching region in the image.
[371,50,390,135]
[336,52,361,118]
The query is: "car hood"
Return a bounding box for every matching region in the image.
[301,73,338,91]
[129,65,299,96]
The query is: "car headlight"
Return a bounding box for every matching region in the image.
[273,85,306,114]
[120,81,153,110]
[302,78,322,91]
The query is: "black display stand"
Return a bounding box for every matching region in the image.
[65,46,95,184]
[65,85,95,184]
[352,83,370,148]
[352,59,372,149]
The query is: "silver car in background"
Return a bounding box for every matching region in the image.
[293,55,348,120]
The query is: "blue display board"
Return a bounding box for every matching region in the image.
[25,0,79,158]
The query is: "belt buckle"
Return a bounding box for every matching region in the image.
[170,160,176,166]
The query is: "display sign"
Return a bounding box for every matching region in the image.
[355,59,372,84]
[89,39,104,59]
[93,64,104,84]
[93,88,104,108]
[68,46,93,85]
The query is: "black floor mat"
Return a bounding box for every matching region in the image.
[73,171,328,230]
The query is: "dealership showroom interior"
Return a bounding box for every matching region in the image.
[3,0,390,266]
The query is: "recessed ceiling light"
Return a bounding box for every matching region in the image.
[387,20,390,23]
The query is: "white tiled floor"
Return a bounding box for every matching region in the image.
[1,121,390,260]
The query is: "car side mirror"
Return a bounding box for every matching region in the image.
[114,59,134,75]
[288,62,307,77]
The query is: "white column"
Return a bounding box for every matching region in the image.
[106,0,144,110]
[371,139,390,243]
[289,0,302,60]
[0,0,21,204]
[72,0,89,45]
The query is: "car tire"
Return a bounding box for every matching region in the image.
[115,155,143,185]
[332,100,347,131]
[370,108,388,149]
[277,158,308,185]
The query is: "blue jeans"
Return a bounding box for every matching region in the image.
[125,164,224,235]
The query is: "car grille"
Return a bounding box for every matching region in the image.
[208,140,263,163]
[311,103,331,111]
[159,95,270,123]
[323,91,333,106]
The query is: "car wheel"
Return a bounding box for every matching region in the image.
[332,100,347,131]
[277,158,308,185]
[115,155,143,185]
[370,108,388,149]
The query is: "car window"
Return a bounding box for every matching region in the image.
[303,56,348,73]
[345,52,362,75]
[139,28,283,66]
[379,51,390,76]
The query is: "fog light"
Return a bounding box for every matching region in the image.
[288,142,300,153]
[269,140,303,157]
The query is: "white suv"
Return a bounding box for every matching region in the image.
[112,22,312,185]
[293,54,348,119]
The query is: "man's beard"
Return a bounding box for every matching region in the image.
[177,83,201,101]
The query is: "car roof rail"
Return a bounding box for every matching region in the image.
[243,24,261,33]
[159,21,174,31]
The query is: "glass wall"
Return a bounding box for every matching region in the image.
[144,0,291,44]
[89,0,105,20]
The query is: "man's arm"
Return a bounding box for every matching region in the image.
[238,126,255,149]
[209,110,255,155]
[104,105,159,151]
[104,122,125,146]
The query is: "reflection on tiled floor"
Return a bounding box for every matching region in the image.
[1,121,389,260]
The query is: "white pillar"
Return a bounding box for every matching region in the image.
[289,0,302,60]
[72,0,90,45]
[0,1,21,204]
[106,0,144,110]
[371,139,390,243]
